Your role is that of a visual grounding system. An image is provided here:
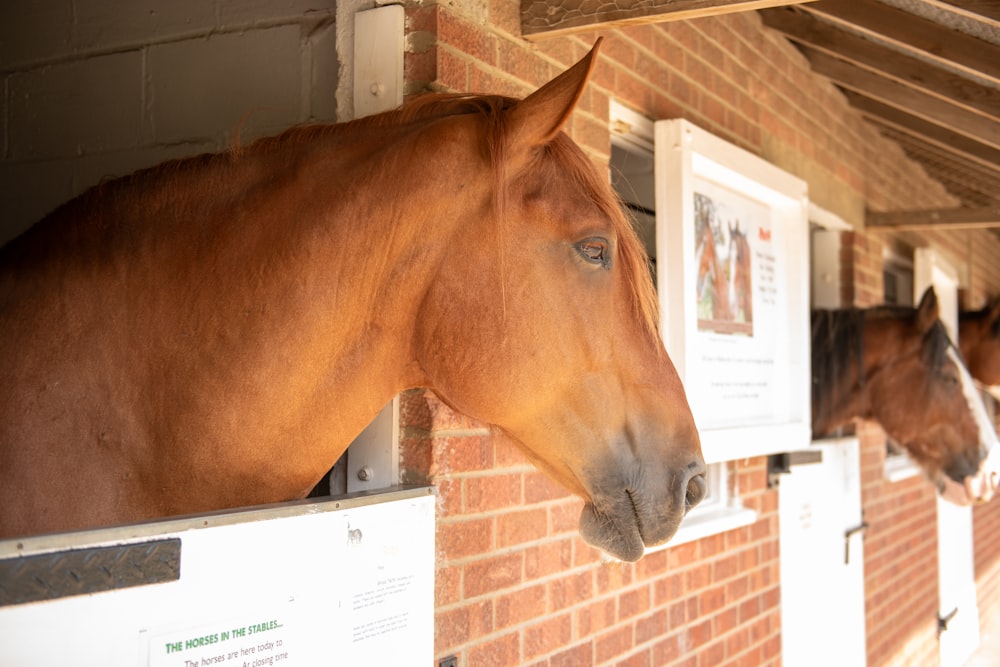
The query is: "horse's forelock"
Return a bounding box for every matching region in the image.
[535,135,662,344]
[922,319,954,376]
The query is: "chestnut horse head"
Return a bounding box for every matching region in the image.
[0,40,704,561]
[812,288,998,504]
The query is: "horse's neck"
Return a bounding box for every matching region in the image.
[24,126,469,459]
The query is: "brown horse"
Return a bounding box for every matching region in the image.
[812,288,998,504]
[960,300,1000,387]
[0,41,705,562]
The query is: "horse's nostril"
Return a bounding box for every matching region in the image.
[685,473,707,510]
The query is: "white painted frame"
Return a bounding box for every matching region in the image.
[654,119,811,463]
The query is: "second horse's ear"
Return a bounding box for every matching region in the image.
[503,38,602,159]
[916,286,940,333]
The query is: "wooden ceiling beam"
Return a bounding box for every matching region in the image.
[841,90,1000,176]
[760,7,1000,119]
[520,0,814,40]
[867,206,1000,231]
[801,0,1000,83]
[798,46,1000,150]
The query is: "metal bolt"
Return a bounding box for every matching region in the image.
[357,466,374,482]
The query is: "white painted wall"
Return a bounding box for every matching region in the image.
[0,0,339,245]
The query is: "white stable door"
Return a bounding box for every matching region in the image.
[779,439,867,667]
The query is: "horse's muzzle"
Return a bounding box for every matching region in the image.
[578,461,707,562]
[940,455,1000,506]
[685,471,708,509]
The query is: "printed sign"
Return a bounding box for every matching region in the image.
[0,488,435,666]
[687,177,787,428]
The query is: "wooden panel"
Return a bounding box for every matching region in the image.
[521,0,813,40]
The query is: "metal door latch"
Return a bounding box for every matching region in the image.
[938,607,959,636]
[844,521,869,564]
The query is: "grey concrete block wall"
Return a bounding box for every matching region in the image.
[0,0,338,245]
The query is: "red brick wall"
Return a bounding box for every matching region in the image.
[975,494,1000,645]
[401,4,1000,666]
[402,388,781,666]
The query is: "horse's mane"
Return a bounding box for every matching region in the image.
[811,305,952,424]
[15,92,661,342]
[962,303,1000,340]
[317,92,662,343]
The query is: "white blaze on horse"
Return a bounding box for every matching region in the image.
[0,40,705,562]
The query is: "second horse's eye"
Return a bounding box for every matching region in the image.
[577,238,610,267]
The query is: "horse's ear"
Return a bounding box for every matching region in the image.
[916,287,940,332]
[505,38,602,153]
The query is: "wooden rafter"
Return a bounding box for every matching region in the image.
[799,0,1000,83]
[867,206,1000,231]
[520,0,814,40]
[927,0,1000,23]
[841,91,1000,176]
[760,7,1000,119]
[760,1,1000,211]
[797,46,1000,150]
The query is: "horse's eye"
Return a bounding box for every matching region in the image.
[941,371,960,390]
[577,238,610,267]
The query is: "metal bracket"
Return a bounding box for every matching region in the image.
[346,397,400,493]
[353,5,404,118]
[0,538,181,606]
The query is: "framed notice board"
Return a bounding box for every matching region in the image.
[654,119,811,463]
